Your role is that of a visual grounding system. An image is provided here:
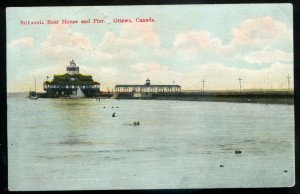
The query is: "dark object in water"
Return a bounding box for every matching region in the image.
[112,106,114,108]
[220,165,224,167]
[235,150,242,154]
[103,106,105,108]
[133,121,140,126]
[125,121,140,126]
[112,112,116,117]
[284,170,288,173]
[116,106,119,108]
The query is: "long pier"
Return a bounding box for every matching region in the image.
[32,90,294,105]
[114,90,294,105]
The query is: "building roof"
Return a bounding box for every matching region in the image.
[115,84,181,87]
[45,73,100,85]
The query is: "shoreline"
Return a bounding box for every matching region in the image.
[115,92,294,105]
[152,96,294,105]
[9,91,294,105]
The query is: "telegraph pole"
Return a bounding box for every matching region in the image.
[238,77,242,94]
[201,79,205,93]
[286,74,291,92]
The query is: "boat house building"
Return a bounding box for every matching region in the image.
[115,78,181,95]
[43,60,100,98]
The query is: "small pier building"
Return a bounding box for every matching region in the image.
[43,60,100,98]
[115,78,181,98]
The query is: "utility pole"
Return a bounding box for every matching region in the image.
[201,79,205,93]
[286,74,291,92]
[238,77,242,94]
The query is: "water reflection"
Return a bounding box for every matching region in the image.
[59,138,93,145]
[48,99,99,133]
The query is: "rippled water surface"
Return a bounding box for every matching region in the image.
[8,93,294,190]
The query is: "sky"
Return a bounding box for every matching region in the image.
[7,4,293,92]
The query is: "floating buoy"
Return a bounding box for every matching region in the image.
[235,150,242,154]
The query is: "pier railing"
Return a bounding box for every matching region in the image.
[44,84,100,90]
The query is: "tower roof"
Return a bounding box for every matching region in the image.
[70,59,77,67]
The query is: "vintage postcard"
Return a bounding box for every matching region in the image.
[7,4,294,190]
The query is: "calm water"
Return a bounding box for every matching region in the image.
[7,93,294,190]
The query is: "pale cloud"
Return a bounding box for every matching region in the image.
[43,24,91,49]
[100,32,127,53]
[121,23,160,49]
[40,24,92,62]
[230,16,292,48]
[131,63,168,72]
[171,17,293,69]
[8,37,34,48]
[99,23,160,59]
[174,31,222,54]
[99,32,137,59]
[244,50,293,65]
